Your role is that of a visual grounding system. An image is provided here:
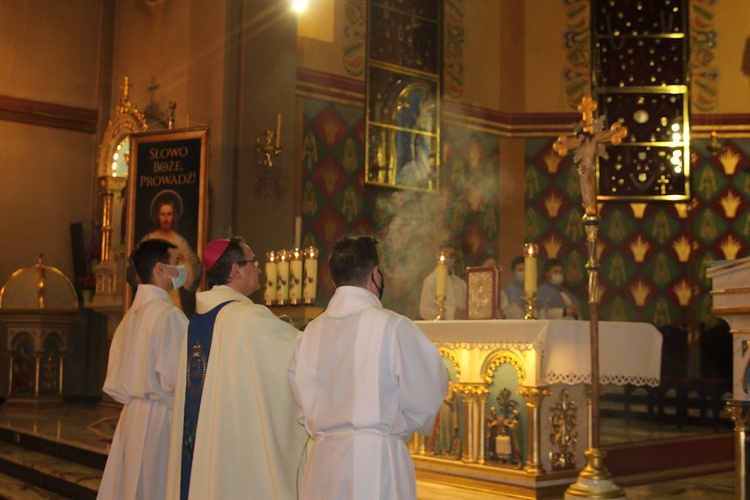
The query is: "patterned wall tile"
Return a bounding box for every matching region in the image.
[301,96,501,316]
[526,136,750,328]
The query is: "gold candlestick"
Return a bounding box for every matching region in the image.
[434,250,449,320]
[524,290,537,320]
[255,127,283,199]
[434,297,446,321]
[523,243,538,320]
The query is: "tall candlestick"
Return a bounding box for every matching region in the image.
[264,251,277,306]
[276,112,281,148]
[303,246,319,304]
[436,251,448,299]
[524,243,538,294]
[289,248,303,305]
[276,249,289,305]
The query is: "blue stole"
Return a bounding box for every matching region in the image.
[180,300,235,500]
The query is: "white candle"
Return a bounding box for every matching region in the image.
[436,251,448,299]
[264,251,277,305]
[276,112,281,148]
[524,243,538,294]
[289,248,303,304]
[277,250,289,304]
[294,216,302,249]
[303,246,319,304]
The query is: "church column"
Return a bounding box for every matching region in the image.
[726,402,750,499]
[33,351,42,398]
[519,385,550,474]
[458,384,489,463]
[459,385,476,463]
[478,390,488,465]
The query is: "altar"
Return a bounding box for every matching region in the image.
[411,319,662,498]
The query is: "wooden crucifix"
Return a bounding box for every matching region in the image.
[553,95,628,216]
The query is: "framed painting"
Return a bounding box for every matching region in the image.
[364,0,441,192]
[125,127,209,316]
[365,66,440,192]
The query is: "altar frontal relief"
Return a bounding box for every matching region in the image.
[125,128,209,311]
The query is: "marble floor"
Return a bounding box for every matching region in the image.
[0,403,736,499]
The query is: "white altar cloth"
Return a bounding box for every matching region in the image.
[415,320,662,387]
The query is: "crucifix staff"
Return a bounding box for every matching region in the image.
[553,95,628,500]
[553,95,628,217]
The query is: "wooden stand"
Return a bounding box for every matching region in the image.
[269,304,324,329]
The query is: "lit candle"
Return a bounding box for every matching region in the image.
[276,249,290,305]
[264,251,277,305]
[289,248,303,305]
[276,112,282,148]
[303,246,319,304]
[436,251,448,299]
[523,243,538,294]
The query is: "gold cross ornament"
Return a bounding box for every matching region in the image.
[553,95,628,216]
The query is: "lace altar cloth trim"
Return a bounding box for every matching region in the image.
[545,372,660,387]
[433,340,539,353]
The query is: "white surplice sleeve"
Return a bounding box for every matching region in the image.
[153,307,189,398]
[391,316,448,436]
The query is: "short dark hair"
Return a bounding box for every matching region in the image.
[544,258,563,273]
[132,239,177,284]
[510,256,524,270]
[206,236,247,288]
[329,235,380,287]
[439,241,458,252]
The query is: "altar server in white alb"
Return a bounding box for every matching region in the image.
[98,239,189,500]
[289,235,448,500]
[537,258,581,320]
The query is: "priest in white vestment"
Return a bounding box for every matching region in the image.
[537,258,580,320]
[501,256,526,319]
[98,239,189,500]
[166,237,308,500]
[289,235,448,500]
[418,243,467,320]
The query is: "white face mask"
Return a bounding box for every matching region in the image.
[549,273,564,286]
[166,264,188,289]
[515,270,524,283]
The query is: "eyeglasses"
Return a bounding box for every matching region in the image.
[237,258,260,268]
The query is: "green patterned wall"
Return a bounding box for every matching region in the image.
[526,136,750,327]
[300,99,373,305]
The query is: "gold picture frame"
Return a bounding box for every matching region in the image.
[466,266,501,320]
[125,127,209,315]
[365,67,440,192]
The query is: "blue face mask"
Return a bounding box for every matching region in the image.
[167,264,188,290]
